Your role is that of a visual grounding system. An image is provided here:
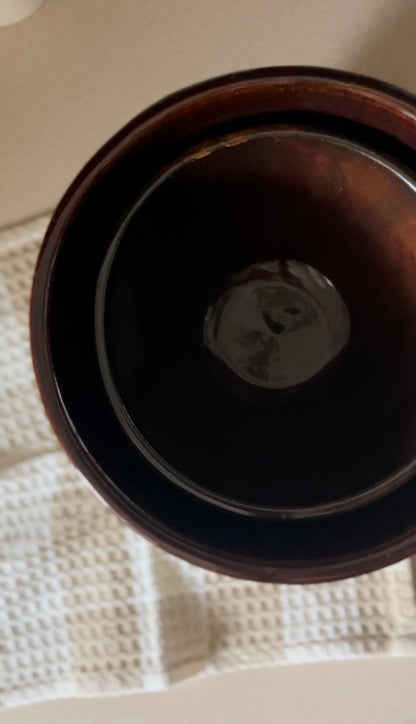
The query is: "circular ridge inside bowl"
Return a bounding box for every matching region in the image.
[95,124,416,519]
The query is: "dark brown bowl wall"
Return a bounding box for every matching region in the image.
[97,125,416,515]
[31,67,416,582]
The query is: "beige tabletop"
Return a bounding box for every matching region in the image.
[1,0,416,721]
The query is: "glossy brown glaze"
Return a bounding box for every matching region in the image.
[31,67,416,582]
[97,125,416,518]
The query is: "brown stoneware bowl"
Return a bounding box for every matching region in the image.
[31,67,416,582]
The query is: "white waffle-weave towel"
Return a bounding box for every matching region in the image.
[2,215,416,709]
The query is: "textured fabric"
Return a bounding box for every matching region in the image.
[1,215,416,709]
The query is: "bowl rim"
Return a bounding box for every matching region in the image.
[31,65,416,582]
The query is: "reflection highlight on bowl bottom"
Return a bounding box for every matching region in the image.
[204,259,350,392]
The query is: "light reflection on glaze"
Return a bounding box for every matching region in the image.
[204,260,350,389]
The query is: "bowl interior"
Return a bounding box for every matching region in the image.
[96,125,416,516]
